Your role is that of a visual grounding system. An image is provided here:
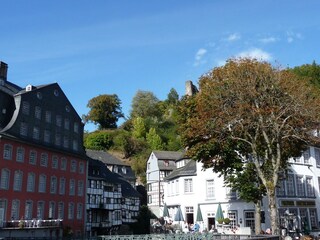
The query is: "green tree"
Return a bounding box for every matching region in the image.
[84,94,124,129]
[226,163,266,234]
[130,205,156,234]
[113,130,147,158]
[166,88,179,105]
[132,117,147,139]
[130,90,160,119]
[178,58,320,234]
[146,128,164,150]
[291,61,320,87]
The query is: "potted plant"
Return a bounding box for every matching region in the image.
[217,218,224,224]
[223,218,231,225]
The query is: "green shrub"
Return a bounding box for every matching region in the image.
[84,131,113,150]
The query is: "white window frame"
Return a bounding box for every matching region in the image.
[49,201,55,219]
[38,174,46,193]
[50,176,57,194]
[286,174,295,196]
[296,175,305,197]
[68,202,74,220]
[40,153,48,167]
[58,202,64,219]
[306,176,315,197]
[25,200,33,219]
[77,180,84,196]
[184,178,193,193]
[11,199,20,220]
[206,179,215,199]
[0,169,10,189]
[16,147,25,162]
[76,203,83,220]
[61,158,67,170]
[29,150,37,165]
[69,179,75,196]
[3,144,13,160]
[59,178,66,195]
[13,170,23,191]
[52,156,58,169]
[27,173,35,192]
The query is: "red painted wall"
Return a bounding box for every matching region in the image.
[0,138,87,235]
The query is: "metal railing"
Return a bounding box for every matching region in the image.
[0,219,63,229]
[96,233,280,240]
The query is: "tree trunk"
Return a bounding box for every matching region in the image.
[267,188,279,235]
[254,201,262,235]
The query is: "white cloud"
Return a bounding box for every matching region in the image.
[226,33,241,42]
[236,48,272,61]
[259,37,277,43]
[194,48,207,66]
[286,31,303,43]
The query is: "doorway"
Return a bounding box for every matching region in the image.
[208,217,215,230]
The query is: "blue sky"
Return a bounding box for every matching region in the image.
[1,1,320,131]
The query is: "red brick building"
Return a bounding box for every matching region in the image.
[0,61,87,238]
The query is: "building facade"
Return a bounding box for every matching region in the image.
[0,61,87,238]
[86,151,141,237]
[146,151,183,217]
[162,153,255,232]
[148,148,320,234]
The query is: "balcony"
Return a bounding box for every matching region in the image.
[1,219,63,229]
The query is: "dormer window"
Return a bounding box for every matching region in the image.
[37,92,42,99]
[26,84,33,91]
[54,89,59,96]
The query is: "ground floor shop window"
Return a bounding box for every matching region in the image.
[244,211,255,232]
[279,207,318,232]
[228,211,237,227]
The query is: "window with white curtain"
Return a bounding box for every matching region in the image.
[184,178,193,193]
[206,179,215,199]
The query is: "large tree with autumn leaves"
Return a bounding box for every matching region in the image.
[178,58,320,234]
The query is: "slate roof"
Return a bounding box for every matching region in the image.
[88,157,141,198]
[164,159,197,181]
[153,150,183,160]
[0,80,85,157]
[158,159,176,171]
[88,157,119,182]
[86,150,129,166]
[86,149,136,181]
[118,177,142,198]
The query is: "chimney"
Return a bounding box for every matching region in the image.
[0,61,8,81]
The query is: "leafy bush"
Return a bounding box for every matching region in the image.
[84,131,114,150]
